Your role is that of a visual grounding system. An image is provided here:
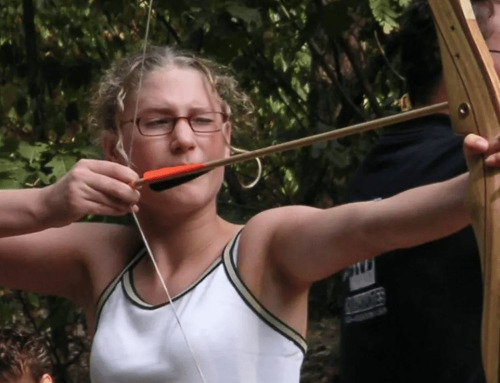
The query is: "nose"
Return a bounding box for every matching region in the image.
[169,117,196,153]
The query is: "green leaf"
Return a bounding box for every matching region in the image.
[0,159,16,172]
[45,154,77,180]
[0,299,15,325]
[18,142,49,163]
[79,145,102,159]
[27,292,40,308]
[0,158,30,188]
[369,0,401,33]
[281,168,299,196]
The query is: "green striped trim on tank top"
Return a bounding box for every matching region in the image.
[223,231,308,354]
[121,256,222,309]
[93,248,147,331]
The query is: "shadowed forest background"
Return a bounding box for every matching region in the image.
[0,0,411,381]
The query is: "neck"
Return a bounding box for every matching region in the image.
[134,200,235,270]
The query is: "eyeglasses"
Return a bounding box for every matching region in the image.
[121,111,228,137]
[490,50,500,54]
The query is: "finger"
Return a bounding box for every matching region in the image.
[81,185,139,216]
[83,159,140,184]
[485,152,500,167]
[463,133,489,156]
[84,199,136,217]
[81,183,139,212]
[86,173,141,206]
[464,133,500,168]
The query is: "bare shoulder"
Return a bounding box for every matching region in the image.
[75,222,142,299]
[243,205,320,242]
[237,205,320,281]
[51,222,142,327]
[239,203,349,285]
[40,221,141,266]
[0,221,142,311]
[75,222,141,254]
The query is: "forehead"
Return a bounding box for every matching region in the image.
[136,66,219,111]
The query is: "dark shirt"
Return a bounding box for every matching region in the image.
[340,115,485,383]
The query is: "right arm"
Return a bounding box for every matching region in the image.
[0,159,140,237]
[0,159,142,307]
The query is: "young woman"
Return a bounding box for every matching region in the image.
[0,46,496,383]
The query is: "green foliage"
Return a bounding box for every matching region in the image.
[369,0,408,33]
[0,132,99,189]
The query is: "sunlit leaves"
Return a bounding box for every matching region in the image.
[18,141,48,163]
[45,154,77,180]
[369,0,407,33]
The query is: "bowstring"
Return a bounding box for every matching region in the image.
[126,1,207,381]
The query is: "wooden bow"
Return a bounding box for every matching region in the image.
[428,0,500,381]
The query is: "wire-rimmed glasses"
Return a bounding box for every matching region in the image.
[121,111,228,136]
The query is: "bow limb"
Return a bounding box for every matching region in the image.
[428,0,500,381]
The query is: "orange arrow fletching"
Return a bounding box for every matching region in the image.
[143,163,206,183]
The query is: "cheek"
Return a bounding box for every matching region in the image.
[128,138,167,174]
[210,135,231,159]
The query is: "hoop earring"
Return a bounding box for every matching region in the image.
[230,145,262,189]
[221,123,262,189]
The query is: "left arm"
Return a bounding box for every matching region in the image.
[250,173,468,286]
[253,134,499,287]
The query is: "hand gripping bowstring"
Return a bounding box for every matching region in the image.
[125,2,207,382]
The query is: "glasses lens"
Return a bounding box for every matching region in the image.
[140,117,174,136]
[191,112,223,133]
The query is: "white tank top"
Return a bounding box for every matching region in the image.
[89,231,306,383]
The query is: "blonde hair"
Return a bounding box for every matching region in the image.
[89,46,255,160]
